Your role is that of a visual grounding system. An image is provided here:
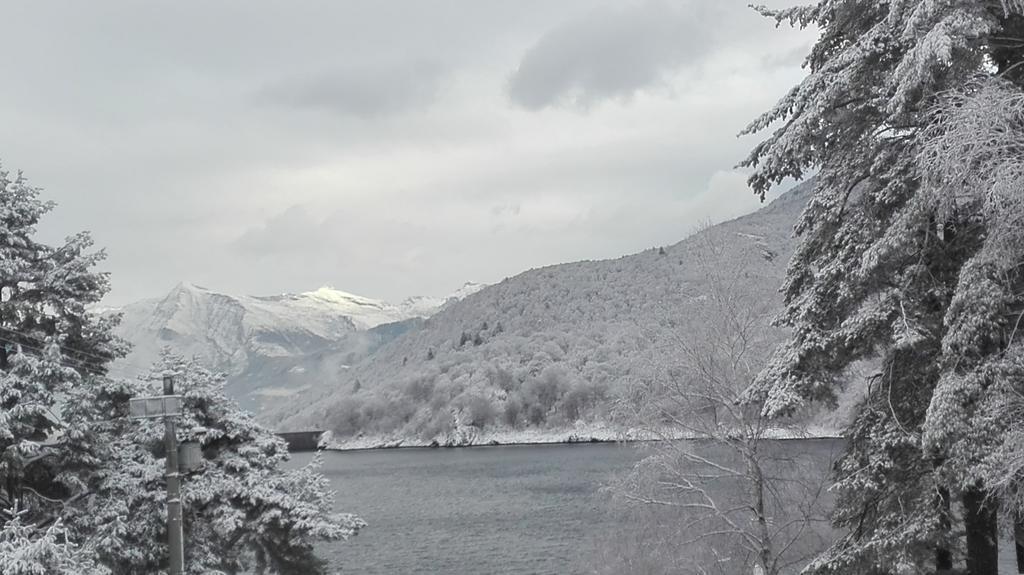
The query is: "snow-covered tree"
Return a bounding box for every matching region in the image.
[0,506,103,575]
[0,164,362,572]
[612,231,833,575]
[0,166,123,542]
[741,1,1024,572]
[68,351,363,574]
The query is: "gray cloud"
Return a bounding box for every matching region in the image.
[0,0,813,305]
[233,206,329,256]
[508,1,719,109]
[258,61,445,117]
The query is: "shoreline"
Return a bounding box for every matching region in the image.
[316,425,844,452]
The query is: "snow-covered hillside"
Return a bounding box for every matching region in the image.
[108,281,484,411]
[271,182,814,443]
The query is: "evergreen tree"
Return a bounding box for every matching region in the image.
[0,167,123,551]
[68,352,364,574]
[741,1,1024,572]
[0,164,362,572]
[0,507,102,575]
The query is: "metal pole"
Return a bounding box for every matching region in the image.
[163,374,185,575]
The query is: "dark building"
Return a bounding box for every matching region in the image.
[277,431,324,452]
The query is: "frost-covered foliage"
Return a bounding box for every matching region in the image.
[272,186,811,444]
[921,78,1024,543]
[609,232,834,575]
[67,351,364,574]
[0,165,124,557]
[742,1,1024,572]
[918,79,1024,487]
[0,508,102,575]
[601,443,836,575]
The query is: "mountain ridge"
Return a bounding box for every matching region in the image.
[270,181,815,445]
[107,281,485,410]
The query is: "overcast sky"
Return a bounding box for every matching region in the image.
[0,1,814,305]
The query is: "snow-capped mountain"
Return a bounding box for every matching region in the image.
[107,282,484,411]
[271,181,818,443]
[302,282,486,329]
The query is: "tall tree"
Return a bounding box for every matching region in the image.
[0,166,123,551]
[65,352,364,574]
[741,1,1024,572]
[0,164,363,572]
[609,230,834,575]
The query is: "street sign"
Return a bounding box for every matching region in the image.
[129,395,182,419]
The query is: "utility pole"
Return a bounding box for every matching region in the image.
[163,374,185,575]
[129,373,186,574]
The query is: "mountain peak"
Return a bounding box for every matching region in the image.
[301,286,389,309]
[159,282,224,312]
[165,282,219,302]
[450,281,486,299]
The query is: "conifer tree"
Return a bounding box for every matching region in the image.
[0,167,123,568]
[741,1,1024,572]
[0,508,102,575]
[65,351,364,574]
[0,164,362,572]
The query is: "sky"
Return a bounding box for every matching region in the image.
[0,1,815,305]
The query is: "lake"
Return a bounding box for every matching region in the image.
[289,440,846,575]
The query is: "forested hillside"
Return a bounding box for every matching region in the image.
[273,182,814,443]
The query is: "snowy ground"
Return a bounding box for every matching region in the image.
[319,423,843,451]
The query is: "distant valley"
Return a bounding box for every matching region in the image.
[105,282,484,411]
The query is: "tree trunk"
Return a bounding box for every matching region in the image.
[963,483,998,575]
[747,456,773,575]
[1015,512,1024,575]
[936,486,953,572]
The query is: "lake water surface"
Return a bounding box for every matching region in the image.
[291,443,644,574]
[291,441,846,574]
[291,439,1021,574]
